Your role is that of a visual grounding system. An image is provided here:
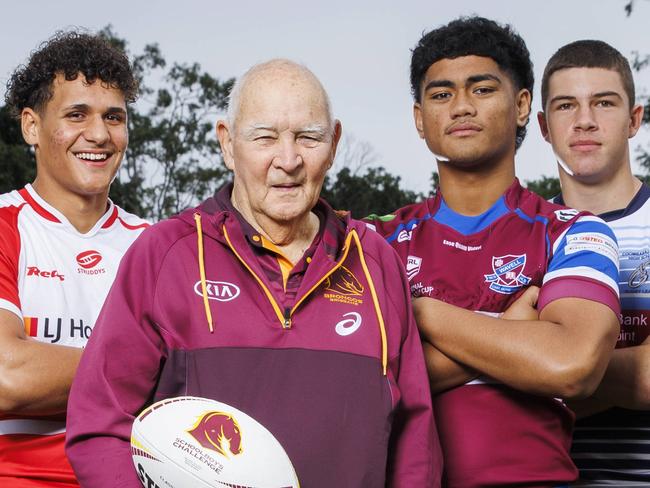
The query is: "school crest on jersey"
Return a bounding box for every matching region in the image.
[484,254,531,294]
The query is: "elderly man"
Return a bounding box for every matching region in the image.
[65,59,440,487]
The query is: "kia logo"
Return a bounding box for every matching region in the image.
[193,280,240,302]
[76,250,102,269]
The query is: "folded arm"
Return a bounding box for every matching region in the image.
[414,295,619,399]
[0,309,81,414]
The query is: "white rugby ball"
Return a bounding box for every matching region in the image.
[131,396,299,488]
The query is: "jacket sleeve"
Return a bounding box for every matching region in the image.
[382,244,442,487]
[65,228,166,488]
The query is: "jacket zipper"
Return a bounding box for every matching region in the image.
[223,226,358,330]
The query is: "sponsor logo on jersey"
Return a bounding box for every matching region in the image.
[628,259,650,288]
[22,316,92,343]
[187,411,243,457]
[442,239,482,252]
[193,280,240,302]
[554,208,579,222]
[335,312,362,336]
[76,249,107,276]
[323,266,364,306]
[565,232,618,263]
[26,266,65,281]
[406,255,422,281]
[76,250,103,269]
[484,254,531,294]
[397,229,413,242]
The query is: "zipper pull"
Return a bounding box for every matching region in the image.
[283,308,292,329]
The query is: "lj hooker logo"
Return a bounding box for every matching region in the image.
[188,411,243,458]
[323,266,364,306]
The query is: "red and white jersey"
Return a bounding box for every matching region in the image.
[0,184,148,487]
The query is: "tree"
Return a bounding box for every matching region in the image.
[0,106,35,194]
[321,134,423,218]
[524,175,561,200]
[99,26,234,221]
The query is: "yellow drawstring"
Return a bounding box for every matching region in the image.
[194,213,214,333]
[351,230,388,376]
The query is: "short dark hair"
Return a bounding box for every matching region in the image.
[410,16,534,150]
[5,30,138,118]
[541,40,635,110]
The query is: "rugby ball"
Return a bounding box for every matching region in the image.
[131,396,299,488]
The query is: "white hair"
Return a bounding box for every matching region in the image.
[226,59,335,133]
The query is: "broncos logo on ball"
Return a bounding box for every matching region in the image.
[187,411,243,457]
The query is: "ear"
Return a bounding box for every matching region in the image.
[21,108,40,146]
[216,120,235,171]
[413,103,424,139]
[629,103,644,139]
[329,119,342,164]
[537,111,551,143]
[515,88,532,128]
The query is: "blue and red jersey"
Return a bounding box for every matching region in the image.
[368,179,620,487]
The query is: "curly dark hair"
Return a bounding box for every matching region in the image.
[5,30,138,118]
[410,16,534,150]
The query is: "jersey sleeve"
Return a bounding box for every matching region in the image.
[539,214,620,314]
[0,205,23,319]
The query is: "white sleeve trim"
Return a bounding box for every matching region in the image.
[0,298,23,321]
[542,266,619,297]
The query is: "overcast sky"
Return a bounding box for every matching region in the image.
[2,0,649,194]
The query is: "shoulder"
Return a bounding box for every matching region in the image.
[364,198,433,240]
[112,205,150,231]
[517,186,582,224]
[0,189,26,209]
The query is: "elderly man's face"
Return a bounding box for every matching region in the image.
[218,69,340,227]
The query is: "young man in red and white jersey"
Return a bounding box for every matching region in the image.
[367,17,620,487]
[538,40,649,486]
[0,31,147,487]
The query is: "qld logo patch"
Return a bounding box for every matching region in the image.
[484,254,531,294]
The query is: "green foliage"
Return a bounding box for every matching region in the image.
[525,175,561,200]
[0,106,34,194]
[101,26,234,220]
[321,166,422,219]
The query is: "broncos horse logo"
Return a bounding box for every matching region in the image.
[188,411,243,457]
[324,265,364,296]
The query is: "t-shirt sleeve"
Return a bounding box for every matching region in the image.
[539,214,620,314]
[0,206,23,319]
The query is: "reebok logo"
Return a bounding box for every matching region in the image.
[27,266,65,281]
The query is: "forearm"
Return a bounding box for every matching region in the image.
[589,344,650,410]
[415,297,618,398]
[0,312,82,414]
[422,341,477,394]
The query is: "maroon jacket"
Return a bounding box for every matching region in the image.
[65,194,441,487]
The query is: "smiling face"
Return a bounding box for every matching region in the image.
[538,67,643,184]
[23,73,128,203]
[217,64,340,228]
[413,55,531,170]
